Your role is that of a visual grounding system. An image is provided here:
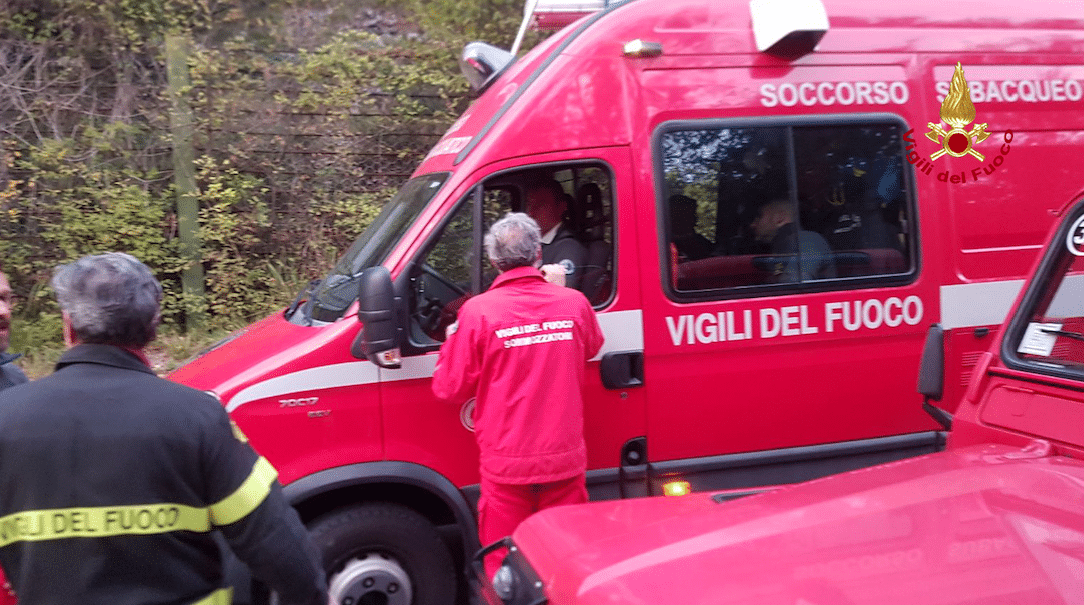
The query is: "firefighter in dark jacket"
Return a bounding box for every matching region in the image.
[0,268,28,392]
[0,253,327,605]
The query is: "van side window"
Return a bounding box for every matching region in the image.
[657,119,914,295]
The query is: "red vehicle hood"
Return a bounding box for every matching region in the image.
[514,442,1084,605]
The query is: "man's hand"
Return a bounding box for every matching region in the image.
[540,264,567,287]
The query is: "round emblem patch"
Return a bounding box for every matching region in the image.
[460,398,476,432]
[1067,215,1084,257]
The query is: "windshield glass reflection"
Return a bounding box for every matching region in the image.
[295,173,448,323]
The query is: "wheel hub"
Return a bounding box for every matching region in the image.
[328,553,413,605]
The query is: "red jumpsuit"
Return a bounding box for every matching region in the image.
[431,266,604,574]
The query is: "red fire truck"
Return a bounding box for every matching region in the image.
[472,186,1084,605]
[167,0,1084,602]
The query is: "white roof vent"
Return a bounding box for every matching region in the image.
[749,0,829,58]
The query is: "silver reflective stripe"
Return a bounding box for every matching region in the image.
[939,280,1024,330]
[225,309,646,411]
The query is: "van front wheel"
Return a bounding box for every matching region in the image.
[310,503,457,605]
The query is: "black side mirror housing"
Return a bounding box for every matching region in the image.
[917,323,944,402]
[917,323,952,431]
[351,266,402,368]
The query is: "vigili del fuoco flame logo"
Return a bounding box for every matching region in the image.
[926,63,990,161]
[904,61,1012,184]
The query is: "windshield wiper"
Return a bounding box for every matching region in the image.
[286,279,322,320]
[1040,327,1084,342]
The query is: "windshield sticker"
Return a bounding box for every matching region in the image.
[1018,322,1061,356]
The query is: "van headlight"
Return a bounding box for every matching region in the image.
[492,563,517,601]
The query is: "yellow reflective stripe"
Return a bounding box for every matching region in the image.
[0,504,211,548]
[208,456,278,526]
[191,587,233,605]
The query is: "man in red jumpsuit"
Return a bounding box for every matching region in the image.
[431,212,605,578]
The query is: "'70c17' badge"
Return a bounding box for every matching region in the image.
[926,62,990,161]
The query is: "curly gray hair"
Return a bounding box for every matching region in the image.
[51,252,163,348]
[484,212,542,271]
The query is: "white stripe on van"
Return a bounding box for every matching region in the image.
[224,309,645,412]
[226,361,379,412]
[939,280,1024,330]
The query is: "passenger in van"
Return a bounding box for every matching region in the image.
[525,179,587,290]
[669,194,714,261]
[750,198,836,282]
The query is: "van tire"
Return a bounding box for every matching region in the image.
[310,503,457,605]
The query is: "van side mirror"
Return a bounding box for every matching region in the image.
[917,323,952,430]
[351,266,402,368]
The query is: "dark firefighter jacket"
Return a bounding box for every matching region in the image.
[0,344,327,605]
[0,353,27,392]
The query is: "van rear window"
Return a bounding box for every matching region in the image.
[655,117,915,297]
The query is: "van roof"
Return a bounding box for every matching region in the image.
[415,0,1084,176]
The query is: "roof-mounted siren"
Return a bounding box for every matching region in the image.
[749,0,829,59]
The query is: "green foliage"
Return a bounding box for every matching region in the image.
[1,124,182,328]
[0,0,291,47]
[8,312,63,358]
[397,0,524,48]
[2,0,533,362]
[196,157,284,327]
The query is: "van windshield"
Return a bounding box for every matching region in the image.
[1010,208,1084,377]
[294,173,449,324]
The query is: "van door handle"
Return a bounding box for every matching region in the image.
[600,351,644,389]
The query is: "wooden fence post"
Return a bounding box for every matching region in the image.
[165,33,206,333]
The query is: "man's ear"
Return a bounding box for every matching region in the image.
[772,208,788,227]
[61,312,79,347]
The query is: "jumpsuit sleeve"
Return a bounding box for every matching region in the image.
[202,409,328,605]
[582,303,605,360]
[431,310,482,404]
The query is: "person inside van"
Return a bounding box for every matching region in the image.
[750,198,836,282]
[669,194,714,261]
[525,179,587,290]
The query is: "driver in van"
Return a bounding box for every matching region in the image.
[525,179,588,290]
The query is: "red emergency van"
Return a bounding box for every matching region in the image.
[167,0,1084,602]
[473,186,1084,605]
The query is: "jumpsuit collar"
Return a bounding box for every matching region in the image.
[491,266,546,290]
[56,343,155,375]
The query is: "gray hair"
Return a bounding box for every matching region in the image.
[484,212,542,271]
[51,252,164,348]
